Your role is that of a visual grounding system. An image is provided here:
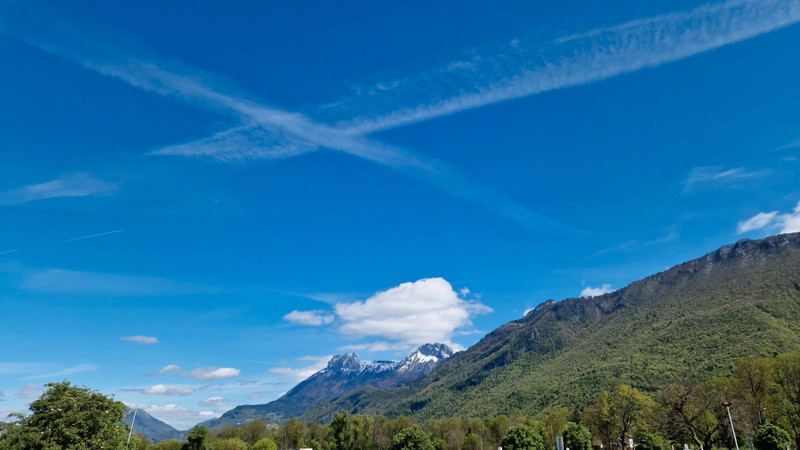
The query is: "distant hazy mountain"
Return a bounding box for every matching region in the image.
[202,343,455,429]
[301,232,800,422]
[124,408,186,443]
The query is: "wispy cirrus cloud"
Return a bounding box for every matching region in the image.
[23,363,98,380]
[15,384,43,399]
[18,268,218,296]
[683,166,769,192]
[737,201,800,234]
[333,0,800,134]
[121,335,159,345]
[3,0,799,231]
[0,173,114,206]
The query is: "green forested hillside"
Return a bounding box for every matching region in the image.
[301,233,800,422]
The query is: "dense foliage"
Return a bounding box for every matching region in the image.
[0,380,128,450]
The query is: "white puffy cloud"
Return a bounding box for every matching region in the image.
[156,364,183,375]
[15,384,42,399]
[283,310,335,326]
[139,384,196,396]
[121,335,159,344]
[334,277,491,346]
[737,201,800,234]
[580,284,614,298]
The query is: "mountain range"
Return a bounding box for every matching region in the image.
[200,343,455,429]
[299,232,800,421]
[134,232,800,442]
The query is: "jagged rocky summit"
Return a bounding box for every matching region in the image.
[200,343,455,430]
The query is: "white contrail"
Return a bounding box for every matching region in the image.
[0,229,124,256]
[3,0,797,231]
[335,0,800,135]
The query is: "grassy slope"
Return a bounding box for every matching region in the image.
[301,233,800,422]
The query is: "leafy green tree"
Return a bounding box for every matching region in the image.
[390,426,435,450]
[333,412,356,450]
[0,380,128,450]
[754,425,791,450]
[185,425,212,450]
[734,357,775,435]
[462,433,482,450]
[153,440,184,450]
[613,385,655,446]
[209,438,247,450]
[773,352,800,449]
[562,423,592,450]
[239,420,269,445]
[635,432,670,450]
[500,425,544,450]
[252,438,279,450]
[542,408,569,450]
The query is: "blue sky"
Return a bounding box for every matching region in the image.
[2,0,800,429]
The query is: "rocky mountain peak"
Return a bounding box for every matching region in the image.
[326,352,361,372]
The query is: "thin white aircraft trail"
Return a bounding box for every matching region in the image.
[0,229,125,256]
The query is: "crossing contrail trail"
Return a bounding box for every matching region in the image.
[0,229,125,256]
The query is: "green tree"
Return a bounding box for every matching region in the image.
[542,408,569,450]
[734,357,775,435]
[754,425,791,450]
[0,380,128,450]
[562,423,592,450]
[613,385,655,446]
[500,425,544,450]
[185,426,212,450]
[252,438,279,450]
[153,440,184,450]
[390,426,434,450]
[210,438,247,450]
[634,432,670,450]
[773,352,800,449]
[239,420,269,445]
[462,433,482,450]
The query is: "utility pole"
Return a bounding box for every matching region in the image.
[722,401,739,450]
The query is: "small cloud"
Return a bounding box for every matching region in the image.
[199,396,232,407]
[737,212,779,233]
[284,310,335,326]
[188,367,240,380]
[523,308,533,317]
[154,365,240,380]
[338,342,411,353]
[0,391,5,401]
[156,365,183,375]
[135,384,196,396]
[683,166,767,193]
[269,355,331,383]
[0,173,114,206]
[121,335,159,345]
[16,384,42,399]
[737,201,800,235]
[580,284,614,298]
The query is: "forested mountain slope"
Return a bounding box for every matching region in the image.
[302,232,800,421]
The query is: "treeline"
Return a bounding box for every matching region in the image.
[136,350,800,450]
[2,351,799,450]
